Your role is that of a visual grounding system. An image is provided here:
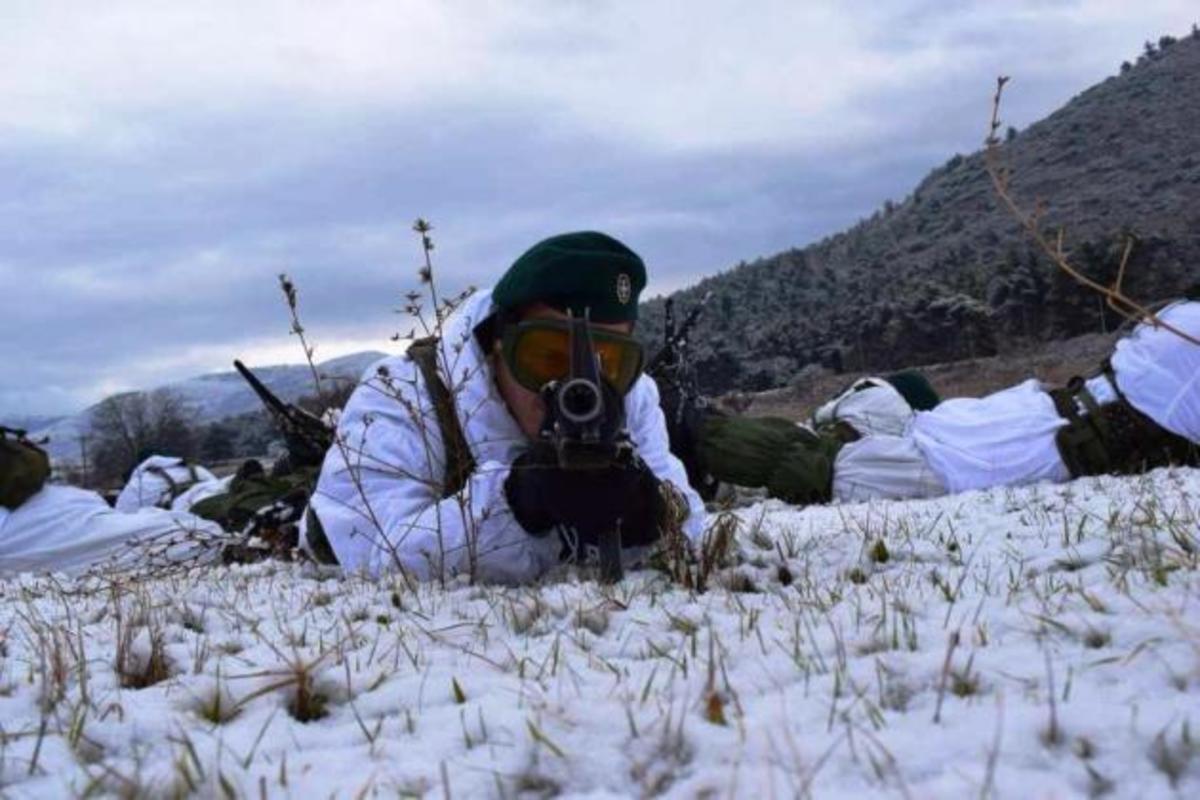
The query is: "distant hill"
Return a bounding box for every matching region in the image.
[2,414,64,433]
[32,351,386,465]
[640,30,1200,394]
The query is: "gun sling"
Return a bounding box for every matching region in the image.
[145,464,202,507]
[408,337,478,496]
[304,336,477,566]
[1050,361,1196,478]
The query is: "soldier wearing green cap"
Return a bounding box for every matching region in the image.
[303,231,705,581]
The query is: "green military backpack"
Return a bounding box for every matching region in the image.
[1,426,51,510]
[191,461,318,533]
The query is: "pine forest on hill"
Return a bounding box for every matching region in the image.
[640,30,1200,394]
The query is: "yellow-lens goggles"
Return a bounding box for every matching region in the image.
[501,320,645,395]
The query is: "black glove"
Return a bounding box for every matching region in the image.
[504,444,664,549]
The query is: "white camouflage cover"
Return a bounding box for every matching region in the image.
[305,288,706,582]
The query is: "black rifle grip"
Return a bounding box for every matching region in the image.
[597,524,623,583]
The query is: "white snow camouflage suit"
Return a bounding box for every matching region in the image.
[304,288,706,582]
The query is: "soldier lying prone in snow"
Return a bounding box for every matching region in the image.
[663,298,1200,507]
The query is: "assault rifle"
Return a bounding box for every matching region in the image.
[537,311,634,582]
[646,290,713,380]
[646,291,719,500]
[233,360,334,469]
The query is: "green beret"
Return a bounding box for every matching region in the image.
[884,370,941,411]
[493,231,647,323]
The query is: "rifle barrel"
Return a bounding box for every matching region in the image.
[234,360,291,417]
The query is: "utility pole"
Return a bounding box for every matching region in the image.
[78,433,90,487]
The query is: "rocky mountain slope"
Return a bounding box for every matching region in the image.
[641,30,1200,394]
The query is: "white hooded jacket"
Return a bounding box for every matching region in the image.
[305,289,706,582]
[115,455,222,512]
[812,377,915,438]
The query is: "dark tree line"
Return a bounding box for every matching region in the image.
[639,231,1192,397]
[82,379,357,488]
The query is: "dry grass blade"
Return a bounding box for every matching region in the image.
[653,495,738,592]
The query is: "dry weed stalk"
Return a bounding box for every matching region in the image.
[275,270,403,584]
[113,594,172,690]
[984,76,1199,347]
[279,273,325,401]
[289,218,491,587]
[656,501,738,592]
[397,219,486,582]
[103,520,233,585]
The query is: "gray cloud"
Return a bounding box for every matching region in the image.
[1,0,1197,416]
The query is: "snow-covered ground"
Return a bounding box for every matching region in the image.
[2,468,1198,798]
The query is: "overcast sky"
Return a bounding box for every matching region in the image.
[2,0,1196,418]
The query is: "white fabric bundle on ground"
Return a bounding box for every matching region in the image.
[1086,300,1200,441]
[910,378,1071,493]
[116,455,220,512]
[0,484,225,574]
[813,377,914,437]
[833,434,946,502]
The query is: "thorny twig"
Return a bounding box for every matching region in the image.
[984,76,1199,347]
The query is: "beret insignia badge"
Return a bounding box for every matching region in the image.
[616,273,632,305]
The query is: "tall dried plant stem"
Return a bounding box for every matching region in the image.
[409,219,483,583]
[984,76,1199,347]
[277,272,416,591]
[279,274,327,399]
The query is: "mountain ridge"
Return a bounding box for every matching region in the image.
[639,30,1200,393]
[26,350,387,465]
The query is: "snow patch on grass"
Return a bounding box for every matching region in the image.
[1,467,1198,797]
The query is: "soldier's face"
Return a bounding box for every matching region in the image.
[493,303,633,440]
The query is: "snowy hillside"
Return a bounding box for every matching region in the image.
[31,351,387,465]
[2,467,1198,797]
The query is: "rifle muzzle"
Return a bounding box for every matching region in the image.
[556,377,604,425]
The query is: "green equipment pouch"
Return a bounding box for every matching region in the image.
[765,432,843,506]
[303,338,478,567]
[0,428,51,510]
[701,415,811,489]
[1049,379,1111,478]
[192,467,317,532]
[1051,364,1197,478]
